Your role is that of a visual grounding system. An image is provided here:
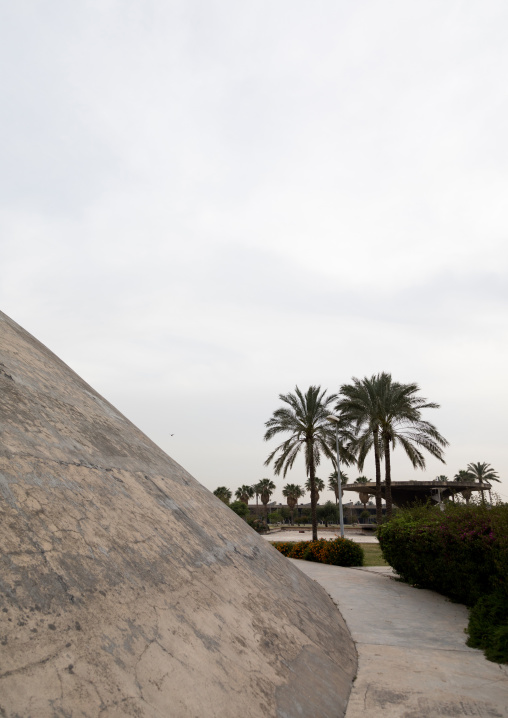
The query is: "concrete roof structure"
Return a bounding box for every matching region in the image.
[0,311,356,717]
[344,481,491,507]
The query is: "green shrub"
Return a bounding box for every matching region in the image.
[271,537,364,567]
[323,537,364,567]
[467,590,508,663]
[377,502,508,663]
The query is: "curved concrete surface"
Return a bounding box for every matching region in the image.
[0,311,356,717]
[293,561,508,718]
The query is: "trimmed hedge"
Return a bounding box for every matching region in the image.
[377,503,508,663]
[271,537,364,567]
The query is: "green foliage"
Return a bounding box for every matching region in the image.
[317,500,339,526]
[271,537,364,567]
[467,590,508,663]
[268,510,282,523]
[245,516,265,532]
[377,502,508,663]
[229,500,249,518]
[213,486,232,504]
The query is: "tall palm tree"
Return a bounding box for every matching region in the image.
[213,486,232,505]
[305,476,325,503]
[375,375,448,518]
[327,471,349,504]
[336,375,385,523]
[255,478,276,524]
[264,386,354,541]
[282,484,304,525]
[235,484,254,505]
[466,462,500,484]
[337,373,448,520]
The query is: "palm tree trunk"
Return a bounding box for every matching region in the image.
[309,444,318,541]
[373,427,383,524]
[383,431,393,518]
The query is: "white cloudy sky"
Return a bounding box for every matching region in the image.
[1,1,507,504]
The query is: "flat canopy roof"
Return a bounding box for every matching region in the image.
[344,481,491,506]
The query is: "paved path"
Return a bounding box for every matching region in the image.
[262,530,379,543]
[293,561,508,718]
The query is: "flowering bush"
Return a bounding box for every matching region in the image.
[271,537,364,567]
[377,502,508,663]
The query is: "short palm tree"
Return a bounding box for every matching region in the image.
[453,469,475,504]
[454,469,475,481]
[264,386,354,541]
[213,486,232,505]
[282,484,304,525]
[466,462,500,484]
[305,476,325,503]
[354,476,370,484]
[254,478,276,524]
[466,462,499,504]
[327,471,348,504]
[235,484,254,505]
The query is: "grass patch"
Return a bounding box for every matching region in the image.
[358,543,388,567]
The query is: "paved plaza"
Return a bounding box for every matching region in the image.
[263,529,379,543]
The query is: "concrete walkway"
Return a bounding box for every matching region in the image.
[293,561,508,717]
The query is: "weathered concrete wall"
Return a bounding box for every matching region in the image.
[0,311,356,717]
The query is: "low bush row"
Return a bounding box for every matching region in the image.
[271,537,364,567]
[377,502,508,663]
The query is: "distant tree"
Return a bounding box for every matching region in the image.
[354,476,370,484]
[282,483,305,525]
[453,469,475,504]
[435,474,448,482]
[254,478,276,524]
[317,500,339,527]
[454,469,475,481]
[466,462,500,504]
[235,485,254,505]
[229,500,249,518]
[327,471,348,504]
[268,510,283,524]
[304,476,325,503]
[213,486,232,505]
[466,462,500,484]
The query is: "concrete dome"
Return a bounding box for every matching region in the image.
[0,311,356,717]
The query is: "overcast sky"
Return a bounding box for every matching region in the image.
[1,1,507,505]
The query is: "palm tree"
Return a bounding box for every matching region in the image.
[264,386,355,541]
[375,374,448,518]
[282,484,304,525]
[466,462,500,504]
[255,478,276,524]
[235,484,254,505]
[213,486,232,505]
[337,373,448,520]
[453,469,475,504]
[336,375,385,524]
[466,462,500,484]
[354,476,370,484]
[305,476,325,503]
[327,471,348,504]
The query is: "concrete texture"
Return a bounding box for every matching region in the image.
[294,561,508,718]
[0,311,356,718]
